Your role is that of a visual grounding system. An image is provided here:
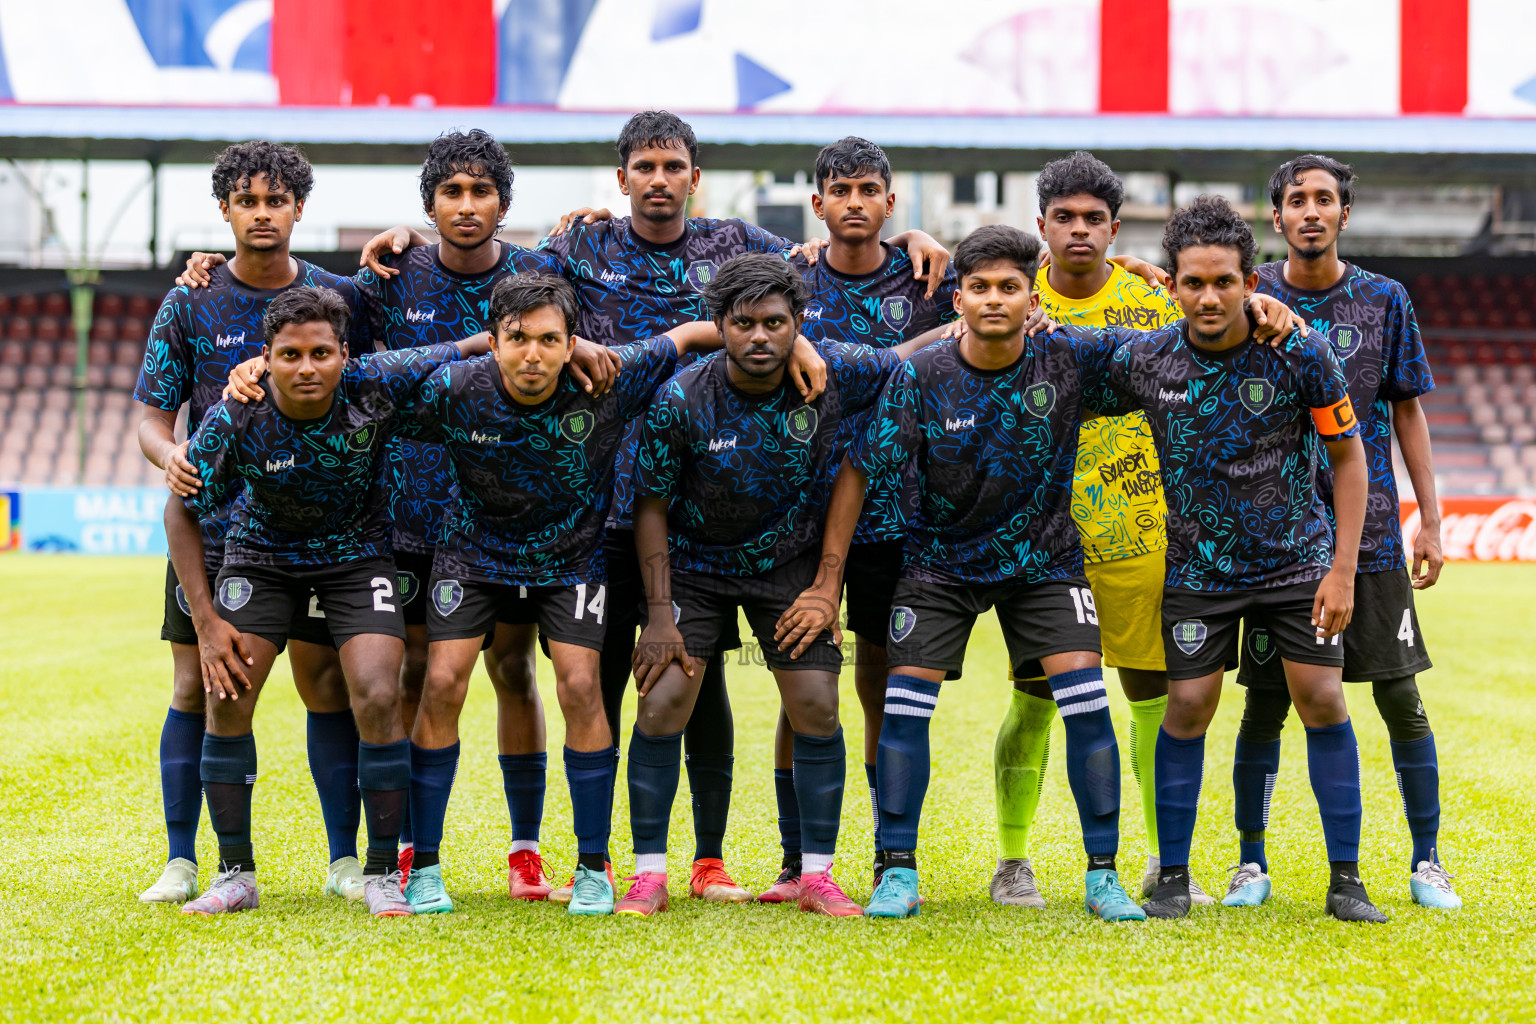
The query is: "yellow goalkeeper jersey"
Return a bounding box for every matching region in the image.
[1036,263,1183,562]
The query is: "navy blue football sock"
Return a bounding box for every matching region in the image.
[685,753,733,862]
[793,729,846,861]
[876,674,941,852]
[407,741,459,860]
[305,709,360,863]
[357,739,411,874]
[565,746,616,858]
[628,727,683,857]
[160,708,204,864]
[1154,728,1205,868]
[1390,734,1441,868]
[1048,668,1120,858]
[774,766,802,856]
[1306,719,1362,864]
[201,731,257,872]
[604,745,619,863]
[497,752,547,844]
[1233,735,1280,873]
[865,761,881,852]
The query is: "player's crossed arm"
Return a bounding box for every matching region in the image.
[774,456,866,659]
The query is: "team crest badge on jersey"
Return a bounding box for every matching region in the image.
[348,423,377,451]
[174,584,191,616]
[398,571,418,605]
[786,406,819,443]
[1023,381,1056,418]
[889,606,917,643]
[1172,619,1207,655]
[561,410,595,443]
[686,260,719,290]
[433,579,463,616]
[1239,378,1274,415]
[880,297,911,331]
[1332,324,1361,358]
[219,577,252,611]
[1247,627,1275,664]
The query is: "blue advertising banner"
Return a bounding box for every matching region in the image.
[11,487,170,555]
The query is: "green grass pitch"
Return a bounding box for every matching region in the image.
[1,556,1533,1022]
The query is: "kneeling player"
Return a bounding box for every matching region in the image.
[394,275,723,916]
[166,287,484,917]
[1085,196,1383,923]
[797,225,1145,922]
[624,254,923,918]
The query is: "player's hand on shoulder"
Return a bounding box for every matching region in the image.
[569,336,620,396]
[788,334,827,402]
[896,230,951,300]
[631,615,698,696]
[940,319,967,342]
[1312,567,1355,638]
[359,225,415,279]
[774,560,844,659]
[1023,306,1058,337]
[175,252,226,289]
[550,207,611,236]
[790,237,829,266]
[164,441,202,497]
[1248,294,1308,345]
[1108,253,1172,290]
[223,355,268,404]
[199,617,254,699]
[1411,522,1444,589]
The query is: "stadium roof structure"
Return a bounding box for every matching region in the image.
[4,106,1536,185]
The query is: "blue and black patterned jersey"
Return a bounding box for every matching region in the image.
[354,242,560,555]
[852,332,1121,587]
[1253,261,1434,573]
[791,243,960,545]
[1093,324,1361,591]
[538,216,796,529]
[636,343,899,576]
[182,345,461,567]
[134,260,372,572]
[404,339,680,587]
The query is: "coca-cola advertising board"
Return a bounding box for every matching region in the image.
[1402,498,1536,562]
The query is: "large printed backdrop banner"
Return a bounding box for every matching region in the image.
[0,0,1531,115]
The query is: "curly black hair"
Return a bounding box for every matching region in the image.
[262,286,349,345]
[954,224,1042,281]
[211,141,314,203]
[419,129,514,212]
[616,110,698,168]
[1036,150,1124,219]
[702,253,808,322]
[488,273,580,337]
[1268,153,1356,210]
[1162,194,1258,276]
[814,136,892,192]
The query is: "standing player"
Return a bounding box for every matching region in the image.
[623,253,930,918]
[168,288,485,916]
[758,137,960,901]
[394,275,728,916]
[1081,196,1383,923]
[796,225,1147,923]
[135,142,372,904]
[1225,155,1457,910]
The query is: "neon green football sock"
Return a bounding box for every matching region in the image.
[994,687,1055,860]
[1128,694,1169,857]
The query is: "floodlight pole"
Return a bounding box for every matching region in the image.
[68,156,100,486]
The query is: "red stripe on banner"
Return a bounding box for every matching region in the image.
[273,0,494,107]
[1400,0,1468,113]
[1099,0,1169,113]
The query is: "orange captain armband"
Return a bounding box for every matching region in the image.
[1311,396,1358,437]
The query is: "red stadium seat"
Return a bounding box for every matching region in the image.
[0,341,23,367]
[95,293,124,318]
[1427,308,1452,328]
[87,341,111,365]
[113,340,142,366]
[126,295,153,318]
[36,317,63,342]
[119,317,148,343]
[108,365,136,389]
[90,317,117,342]
[7,318,32,341]
[14,294,38,317]
[1457,309,1480,328]
[42,293,68,317]
[1502,343,1527,365]
[25,344,54,367]
[1485,309,1508,328]
[0,296,11,316]
[48,365,74,388]
[1515,310,1533,329]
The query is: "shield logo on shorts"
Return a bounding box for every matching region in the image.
[561,410,595,443]
[433,579,463,616]
[1239,378,1273,415]
[398,571,418,604]
[1332,324,1361,358]
[1247,627,1276,664]
[219,577,252,611]
[881,296,911,331]
[1023,381,1056,419]
[686,260,719,290]
[1172,618,1207,655]
[889,605,917,644]
[174,584,191,616]
[348,423,377,451]
[786,406,818,443]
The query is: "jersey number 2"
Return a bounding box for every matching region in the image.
[370,576,396,613]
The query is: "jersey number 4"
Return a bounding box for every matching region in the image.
[573,583,607,625]
[1397,608,1415,647]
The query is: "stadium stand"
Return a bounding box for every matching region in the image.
[0,264,1531,494]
